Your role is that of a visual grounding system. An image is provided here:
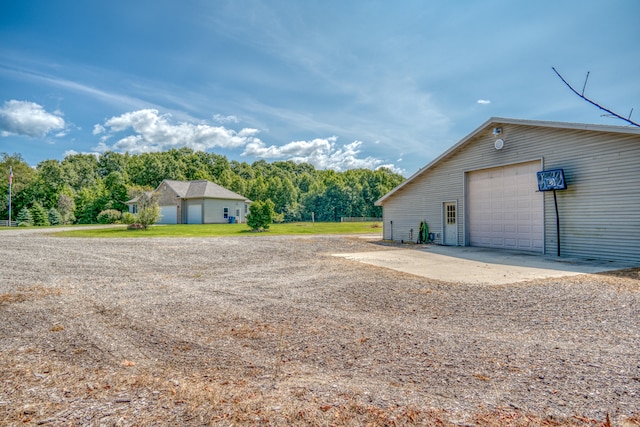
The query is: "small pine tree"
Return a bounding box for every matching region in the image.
[246,199,275,231]
[31,202,50,226]
[16,207,33,227]
[48,207,63,226]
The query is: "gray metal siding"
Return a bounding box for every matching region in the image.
[381,123,640,262]
[544,134,640,262]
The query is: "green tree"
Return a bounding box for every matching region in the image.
[230,160,255,180]
[16,206,33,227]
[34,159,67,208]
[265,176,297,214]
[3,149,406,227]
[48,207,63,225]
[62,153,100,191]
[1,153,37,221]
[246,199,275,231]
[133,192,161,230]
[75,181,108,224]
[30,202,50,226]
[104,171,129,211]
[57,188,76,224]
[246,175,268,202]
[98,151,128,178]
[126,153,166,188]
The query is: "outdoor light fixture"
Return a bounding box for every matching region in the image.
[492,127,502,135]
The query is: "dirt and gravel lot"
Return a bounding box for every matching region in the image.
[1,230,639,426]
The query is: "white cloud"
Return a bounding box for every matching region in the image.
[0,100,66,138]
[477,99,491,105]
[92,109,403,173]
[213,114,239,124]
[243,137,401,173]
[63,149,101,159]
[94,109,262,153]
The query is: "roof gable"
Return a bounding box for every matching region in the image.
[376,117,640,206]
[159,180,249,201]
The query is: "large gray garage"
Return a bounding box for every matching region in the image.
[376,117,640,262]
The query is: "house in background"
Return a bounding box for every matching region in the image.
[375,117,640,263]
[128,179,251,224]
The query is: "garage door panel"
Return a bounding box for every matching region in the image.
[159,206,177,224]
[504,238,517,248]
[187,202,202,224]
[468,161,543,252]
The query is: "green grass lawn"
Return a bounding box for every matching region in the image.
[53,222,383,238]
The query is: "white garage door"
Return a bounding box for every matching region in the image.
[187,202,202,224]
[159,206,178,224]
[468,161,543,252]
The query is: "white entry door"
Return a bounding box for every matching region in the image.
[443,202,457,245]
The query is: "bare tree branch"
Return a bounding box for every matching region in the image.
[552,67,639,127]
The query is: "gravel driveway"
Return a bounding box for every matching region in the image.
[1,230,639,425]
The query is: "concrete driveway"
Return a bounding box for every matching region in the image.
[334,244,637,285]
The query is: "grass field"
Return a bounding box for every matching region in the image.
[52,221,383,238]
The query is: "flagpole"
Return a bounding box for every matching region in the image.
[8,166,12,227]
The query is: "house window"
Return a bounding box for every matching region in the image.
[236,209,240,217]
[446,204,456,224]
[245,204,248,214]
[223,207,229,219]
[131,204,138,214]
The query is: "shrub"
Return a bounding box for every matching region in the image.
[247,199,275,231]
[135,204,160,229]
[97,209,123,224]
[121,212,136,225]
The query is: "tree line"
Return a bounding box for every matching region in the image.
[1,149,405,225]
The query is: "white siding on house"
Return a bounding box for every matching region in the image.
[202,199,247,223]
[203,199,227,223]
[379,120,640,262]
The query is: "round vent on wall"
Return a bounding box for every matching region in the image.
[494,139,504,150]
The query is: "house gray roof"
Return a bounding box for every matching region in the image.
[163,180,250,201]
[375,117,640,206]
[125,191,153,205]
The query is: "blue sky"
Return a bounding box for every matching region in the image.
[1,1,638,175]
